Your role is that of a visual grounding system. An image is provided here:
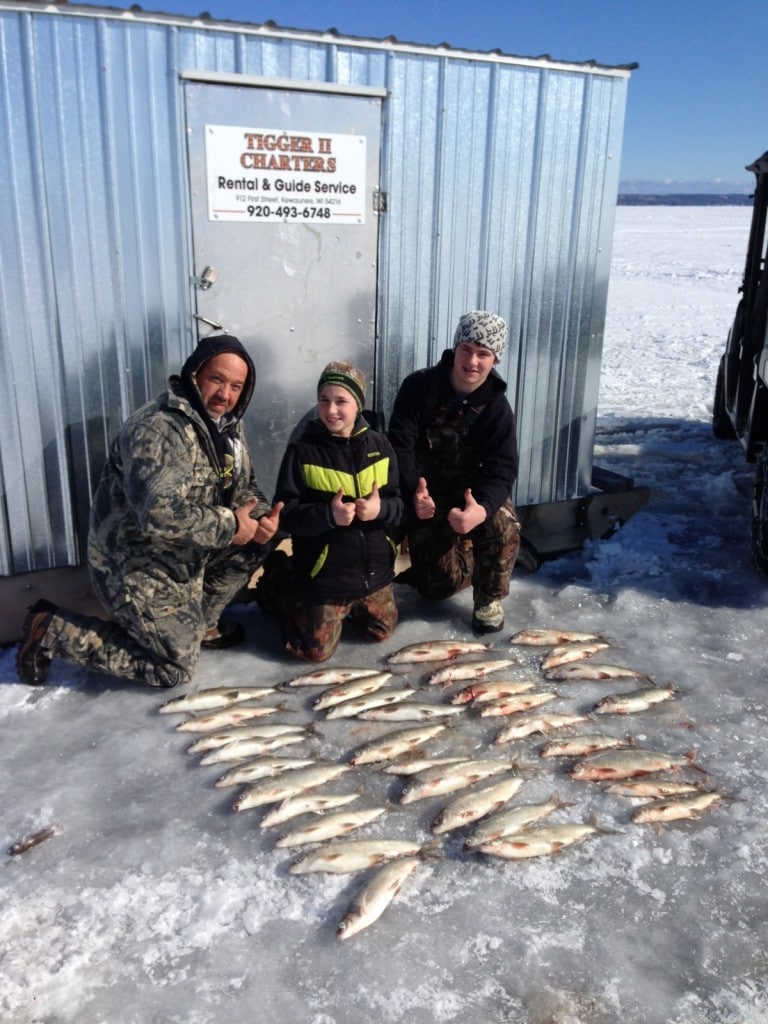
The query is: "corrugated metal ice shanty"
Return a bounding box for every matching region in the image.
[0,0,644,581]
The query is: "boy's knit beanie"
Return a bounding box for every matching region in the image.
[317,360,367,411]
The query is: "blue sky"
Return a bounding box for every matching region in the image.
[78,0,767,191]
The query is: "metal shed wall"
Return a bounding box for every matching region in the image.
[0,1,632,576]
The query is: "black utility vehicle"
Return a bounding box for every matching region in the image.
[713,151,768,571]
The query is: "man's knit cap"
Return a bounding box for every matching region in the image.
[452,311,507,360]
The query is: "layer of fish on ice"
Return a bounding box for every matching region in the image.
[157,623,730,939]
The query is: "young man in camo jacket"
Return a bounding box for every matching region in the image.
[388,311,521,633]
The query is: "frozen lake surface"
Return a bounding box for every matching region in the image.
[3,205,767,1024]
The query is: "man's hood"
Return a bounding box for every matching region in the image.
[179,334,256,425]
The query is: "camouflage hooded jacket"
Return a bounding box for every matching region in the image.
[87,336,270,593]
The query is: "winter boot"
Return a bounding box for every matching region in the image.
[471,592,504,634]
[16,598,56,685]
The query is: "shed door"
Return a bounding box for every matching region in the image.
[184,79,384,496]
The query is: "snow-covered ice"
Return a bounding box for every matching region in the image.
[3,205,767,1024]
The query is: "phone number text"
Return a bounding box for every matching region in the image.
[246,205,332,219]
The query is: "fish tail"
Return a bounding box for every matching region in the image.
[588,811,623,835]
[419,837,444,862]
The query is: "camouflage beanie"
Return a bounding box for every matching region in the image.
[452,311,507,360]
[317,360,367,411]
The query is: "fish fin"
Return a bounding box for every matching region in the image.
[684,750,709,775]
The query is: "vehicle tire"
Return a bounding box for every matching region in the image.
[751,452,768,575]
[712,355,736,440]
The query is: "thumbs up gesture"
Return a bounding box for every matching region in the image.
[331,488,356,527]
[413,476,436,520]
[253,501,284,544]
[232,498,259,545]
[448,488,487,535]
[354,481,381,522]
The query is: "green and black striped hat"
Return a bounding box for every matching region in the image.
[317,360,367,411]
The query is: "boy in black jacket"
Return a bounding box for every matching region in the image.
[388,311,521,633]
[264,361,403,662]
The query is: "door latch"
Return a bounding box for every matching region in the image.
[195,266,218,290]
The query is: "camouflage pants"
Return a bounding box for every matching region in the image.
[40,543,270,688]
[282,584,399,664]
[404,498,520,601]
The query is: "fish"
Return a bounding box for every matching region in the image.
[424,658,518,686]
[159,687,283,714]
[311,672,396,710]
[199,732,308,765]
[399,758,517,805]
[175,704,284,733]
[382,757,467,776]
[540,641,612,671]
[260,792,362,829]
[349,724,447,766]
[630,791,724,825]
[214,756,317,788]
[493,712,590,745]
[464,793,571,850]
[8,824,62,856]
[538,733,635,758]
[450,679,537,705]
[337,857,421,940]
[431,775,524,835]
[602,780,706,799]
[289,838,440,875]
[186,723,308,754]
[592,684,677,715]
[477,691,559,717]
[282,667,383,688]
[543,663,650,683]
[509,627,606,647]
[323,689,415,720]
[478,814,619,860]
[274,806,388,848]
[386,640,492,664]
[232,762,352,811]
[568,748,703,781]
[357,701,466,722]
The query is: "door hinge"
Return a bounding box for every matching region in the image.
[373,189,388,213]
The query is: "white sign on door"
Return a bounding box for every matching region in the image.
[205,124,367,223]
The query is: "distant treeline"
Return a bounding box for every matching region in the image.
[618,194,752,206]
